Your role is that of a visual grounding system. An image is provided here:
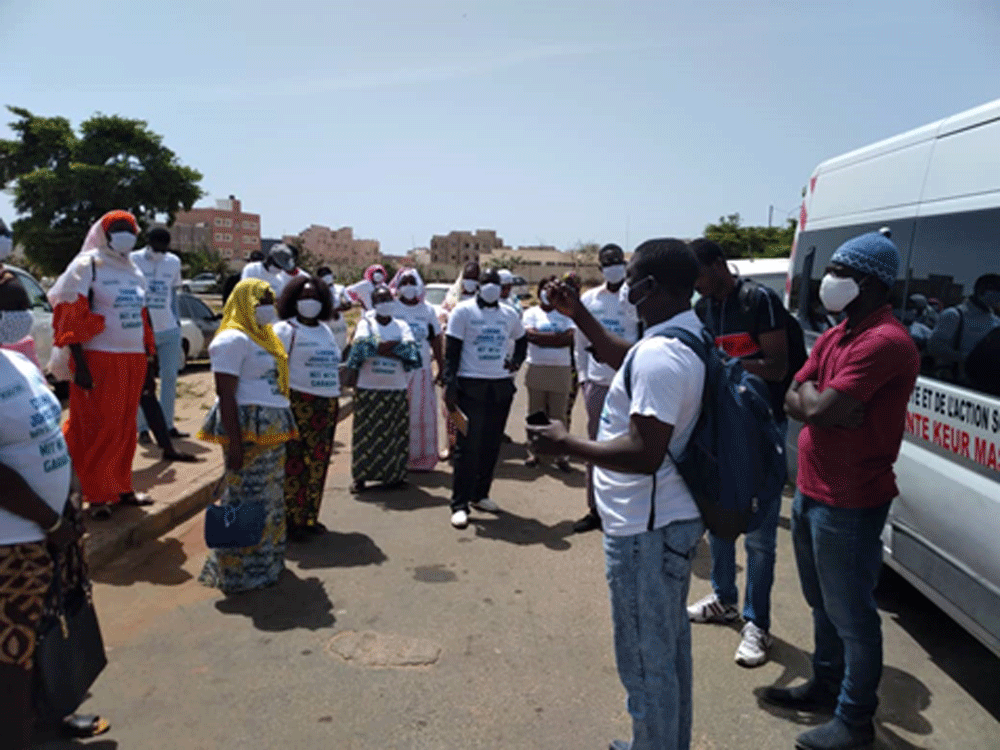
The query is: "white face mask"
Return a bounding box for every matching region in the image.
[0,309,33,344]
[602,264,626,285]
[108,231,137,257]
[320,274,335,286]
[374,301,396,318]
[819,273,861,313]
[296,298,323,319]
[254,304,277,326]
[479,283,501,305]
[540,291,551,307]
[371,271,385,284]
[399,285,419,301]
[462,279,479,294]
[0,236,13,260]
[618,281,630,307]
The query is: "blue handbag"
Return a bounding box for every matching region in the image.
[204,477,268,549]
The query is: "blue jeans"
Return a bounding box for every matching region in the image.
[138,327,181,431]
[791,489,891,728]
[605,518,704,750]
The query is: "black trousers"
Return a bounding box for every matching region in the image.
[451,377,516,511]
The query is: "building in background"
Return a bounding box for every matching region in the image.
[170,195,261,266]
[283,225,379,272]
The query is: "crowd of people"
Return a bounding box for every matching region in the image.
[0,210,931,750]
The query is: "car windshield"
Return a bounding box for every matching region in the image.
[424,287,448,306]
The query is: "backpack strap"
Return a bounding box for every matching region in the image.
[620,325,712,530]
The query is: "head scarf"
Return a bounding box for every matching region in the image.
[389,266,425,303]
[48,210,140,307]
[364,264,388,284]
[218,279,289,396]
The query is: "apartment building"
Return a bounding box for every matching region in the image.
[429,229,504,266]
[170,195,261,263]
[285,225,380,270]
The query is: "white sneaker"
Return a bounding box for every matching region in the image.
[687,593,740,624]
[471,497,500,513]
[735,621,772,667]
[450,509,469,529]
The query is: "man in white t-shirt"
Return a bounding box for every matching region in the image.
[132,227,187,441]
[442,267,527,529]
[528,239,706,750]
[241,244,294,295]
[573,243,639,533]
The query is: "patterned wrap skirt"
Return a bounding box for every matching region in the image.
[198,404,295,594]
[284,390,339,528]
[352,388,408,485]
[0,542,53,672]
[405,367,438,471]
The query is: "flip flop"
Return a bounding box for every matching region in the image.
[119,492,154,506]
[61,714,111,738]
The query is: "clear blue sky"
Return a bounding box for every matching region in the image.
[2,0,999,254]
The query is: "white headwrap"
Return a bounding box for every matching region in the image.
[48,213,140,307]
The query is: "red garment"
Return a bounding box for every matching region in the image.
[63,351,146,505]
[52,296,105,347]
[794,305,919,508]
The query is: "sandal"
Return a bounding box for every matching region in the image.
[61,714,111,738]
[119,492,154,506]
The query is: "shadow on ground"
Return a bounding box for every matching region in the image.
[470,509,574,551]
[285,529,388,569]
[90,537,193,587]
[214,568,336,631]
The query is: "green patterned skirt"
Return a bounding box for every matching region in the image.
[352,388,408,485]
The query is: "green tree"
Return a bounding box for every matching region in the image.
[0,106,203,274]
[181,245,228,283]
[702,213,796,259]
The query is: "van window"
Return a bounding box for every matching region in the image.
[908,208,1000,397]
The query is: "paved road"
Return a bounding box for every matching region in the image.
[42,379,999,749]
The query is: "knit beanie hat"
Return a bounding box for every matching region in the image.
[830,232,899,287]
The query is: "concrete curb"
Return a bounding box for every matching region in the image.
[86,394,355,571]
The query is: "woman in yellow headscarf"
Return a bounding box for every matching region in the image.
[197,279,298,594]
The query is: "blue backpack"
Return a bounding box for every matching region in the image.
[623,326,787,541]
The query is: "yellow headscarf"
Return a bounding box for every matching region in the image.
[219,279,290,396]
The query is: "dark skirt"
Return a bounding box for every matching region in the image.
[351,388,408,485]
[285,390,339,528]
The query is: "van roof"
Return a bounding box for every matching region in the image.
[727,257,790,277]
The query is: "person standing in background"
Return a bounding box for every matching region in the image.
[241,244,294,296]
[499,269,523,317]
[273,276,342,542]
[48,210,156,518]
[572,243,638,533]
[132,227,188,444]
[392,268,444,472]
[345,263,389,311]
[316,266,352,358]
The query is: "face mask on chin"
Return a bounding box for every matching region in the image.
[818,273,861,313]
[0,309,33,344]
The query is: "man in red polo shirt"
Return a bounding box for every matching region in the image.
[765,231,919,750]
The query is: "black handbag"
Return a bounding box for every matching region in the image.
[34,549,108,722]
[204,476,268,549]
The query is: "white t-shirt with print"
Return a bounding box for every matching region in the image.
[327,314,349,355]
[353,313,415,391]
[594,310,705,537]
[273,320,341,398]
[84,258,148,353]
[208,329,290,409]
[0,351,71,545]
[523,305,576,367]
[395,301,442,369]
[131,248,182,333]
[446,298,526,379]
[241,262,285,296]
[576,285,640,386]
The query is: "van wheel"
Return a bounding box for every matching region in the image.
[180,340,190,372]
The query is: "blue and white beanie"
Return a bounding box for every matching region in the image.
[830,232,899,288]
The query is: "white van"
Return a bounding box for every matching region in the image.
[785,98,1000,658]
[727,257,789,298]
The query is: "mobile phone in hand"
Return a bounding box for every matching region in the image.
[526,410,551,426]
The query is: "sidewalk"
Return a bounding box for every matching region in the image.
[83,367,352,570]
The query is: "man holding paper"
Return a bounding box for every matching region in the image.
[442,267,527,529]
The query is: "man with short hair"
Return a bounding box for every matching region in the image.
[927,273,1000,384]
[529,239,706,750]
[686,238,791,667]
[572,243,639,534]
[241,243,294,295]
[442,267,526,529]
[768,232,919,750]
[132,228,187,442]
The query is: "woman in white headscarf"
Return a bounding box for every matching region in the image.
[391,268,444,471]
[47,210,156,518]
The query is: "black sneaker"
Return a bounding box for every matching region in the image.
[572,512,602,533]
[795,717,874,750]
[137,430,152,446]
[762,681,839,713]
